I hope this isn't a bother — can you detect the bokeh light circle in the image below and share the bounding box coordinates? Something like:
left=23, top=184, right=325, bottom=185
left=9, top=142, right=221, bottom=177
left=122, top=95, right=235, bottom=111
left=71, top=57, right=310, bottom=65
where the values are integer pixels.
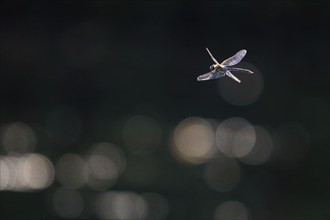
left=218, top=63, right=264, bottom=106
left=1, top=122, right=37, bottom=154
left=215, top=117, right=256, bottom=158
left=55, top=154, right=87, bottom=189
left=86, top=142, right=126, bottom=190
left=53, top=187, right=84, bottom=219
left=142, top=192, right=169, bottom=220
left=239, top=126, right=273, bottom=165
left=0, top=156, right=17, bottom=190
left=95, top=191, right=148, bottom=220
left=17, top=153, right=55, bottom=190
left=0, top=158, right=11, bottom=190
left=172, top=117, right=215, bottom=165
left=214, top=201, right=249, bottom=220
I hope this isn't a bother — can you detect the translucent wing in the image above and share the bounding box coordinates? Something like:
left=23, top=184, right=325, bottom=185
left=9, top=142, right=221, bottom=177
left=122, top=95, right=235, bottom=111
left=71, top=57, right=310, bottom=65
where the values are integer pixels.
left=225, top=71, right=241, bottom=83
left=197, top=71, right=216, bottom=81
left=206, top=48, right=220, bottom=65
left=226, top=67, right=254, bottom=74
left=220, top=49, right=247, bottom=67
left=197, top=71, right=225, bottom=81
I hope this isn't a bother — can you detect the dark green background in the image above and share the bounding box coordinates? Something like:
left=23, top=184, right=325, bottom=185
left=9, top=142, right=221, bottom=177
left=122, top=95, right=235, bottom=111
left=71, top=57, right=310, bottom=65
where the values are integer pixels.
left=1, top=1, right=329, bottom=219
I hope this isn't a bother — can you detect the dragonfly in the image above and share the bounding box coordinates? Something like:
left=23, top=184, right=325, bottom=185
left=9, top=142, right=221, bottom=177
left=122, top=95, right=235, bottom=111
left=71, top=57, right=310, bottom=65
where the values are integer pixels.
left=197, top=48, right=254, bottom=83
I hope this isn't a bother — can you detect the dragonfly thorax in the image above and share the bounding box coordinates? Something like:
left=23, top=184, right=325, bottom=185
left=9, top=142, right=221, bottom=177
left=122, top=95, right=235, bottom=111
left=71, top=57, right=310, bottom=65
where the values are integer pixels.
left=210, top=64, right=222, bottom=72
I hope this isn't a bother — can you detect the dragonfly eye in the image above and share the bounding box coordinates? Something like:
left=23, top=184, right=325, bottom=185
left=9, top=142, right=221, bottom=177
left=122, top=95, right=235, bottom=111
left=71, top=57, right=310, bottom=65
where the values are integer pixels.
left=209, top=65, right=215, bottom=71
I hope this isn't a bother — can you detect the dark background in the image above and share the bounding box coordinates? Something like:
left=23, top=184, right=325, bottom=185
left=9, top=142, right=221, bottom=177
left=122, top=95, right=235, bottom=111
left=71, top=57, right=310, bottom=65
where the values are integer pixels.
left=1, top=1, right=329, bottom=220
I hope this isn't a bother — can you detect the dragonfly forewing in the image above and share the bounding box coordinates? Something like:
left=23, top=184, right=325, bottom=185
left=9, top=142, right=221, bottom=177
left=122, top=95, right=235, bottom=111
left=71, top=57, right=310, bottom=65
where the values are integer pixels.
left=220, top=49, right=247, bottom=67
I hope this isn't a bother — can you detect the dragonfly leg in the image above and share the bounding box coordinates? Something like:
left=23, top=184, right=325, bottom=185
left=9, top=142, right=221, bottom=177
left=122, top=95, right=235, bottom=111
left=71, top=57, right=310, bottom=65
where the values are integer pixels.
left=225, top=71, right=241, bottom=83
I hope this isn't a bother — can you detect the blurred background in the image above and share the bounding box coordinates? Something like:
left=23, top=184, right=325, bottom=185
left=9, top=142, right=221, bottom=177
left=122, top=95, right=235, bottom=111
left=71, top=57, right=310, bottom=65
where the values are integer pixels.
left=0, top=1, right=329, bottom=220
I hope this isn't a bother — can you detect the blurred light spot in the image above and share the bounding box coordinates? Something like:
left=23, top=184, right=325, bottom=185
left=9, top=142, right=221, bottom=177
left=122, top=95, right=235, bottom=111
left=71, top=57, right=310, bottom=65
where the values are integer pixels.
left=46, top=105, right=82, bottom=146
left=218, top=64, right=263, bottom=106
left=56, top=154, right=87, bottom=189
left=88, top=142, right=126, bottom=174
left=89, top=155, right=117, bottom=180
left=95, top=191, right=148, bottom=220
left=204, top=157, right=241, bottom=192
left=273, top=121, right=310, bottom=162
left=17, top=153, right=55, bottom=190
left=239, top=126, right=273, bottom=165
left=214, top=201, right=249, bottom=220
left=0, top=156, right=18, bottom=190
left=143, top=192, right=169, bottom=220
left=1, top=122, right=36, bottom=154
left=0, top=158, right=10, bottom=190
left=215, top=117, right=256, bottom=158
left=172, top=117, right=215, bottom=165
left=122, top=155, right=159, bottom=187
left=86, top=143, right=126, bottom=190
left=53, top=187, right=84, bottom=219
left=1, top=154, right=55, bottom=191
left=122, top=116, right=162, bottom=154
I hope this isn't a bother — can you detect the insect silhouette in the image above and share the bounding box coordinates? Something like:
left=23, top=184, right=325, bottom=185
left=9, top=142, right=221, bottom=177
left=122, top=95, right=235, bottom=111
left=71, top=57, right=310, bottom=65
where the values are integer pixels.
left=197, top=48, right=254, bottom=83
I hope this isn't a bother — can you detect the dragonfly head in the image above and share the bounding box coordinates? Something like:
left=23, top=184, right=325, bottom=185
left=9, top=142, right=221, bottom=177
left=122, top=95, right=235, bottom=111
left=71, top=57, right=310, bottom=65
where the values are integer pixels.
left=210, top=64, right=221, bottom=71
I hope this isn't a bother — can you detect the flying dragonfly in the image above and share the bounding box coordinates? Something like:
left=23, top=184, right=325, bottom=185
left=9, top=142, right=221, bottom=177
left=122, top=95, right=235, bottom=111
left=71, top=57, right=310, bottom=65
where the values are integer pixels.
left=197, top=48, right=254, bottom=83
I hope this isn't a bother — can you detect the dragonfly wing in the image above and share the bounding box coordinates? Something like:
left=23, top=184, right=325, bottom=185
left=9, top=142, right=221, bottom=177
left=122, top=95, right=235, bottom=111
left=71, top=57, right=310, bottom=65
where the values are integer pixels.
left=197, top=71, right=224, bottom=81
left=206, top=48, right=220, bottom=65
left=225, top=71, right=241, bottom=83
left=220, top=49, right=247, bottom=67
left=227, top=67, right=254, bottom=74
